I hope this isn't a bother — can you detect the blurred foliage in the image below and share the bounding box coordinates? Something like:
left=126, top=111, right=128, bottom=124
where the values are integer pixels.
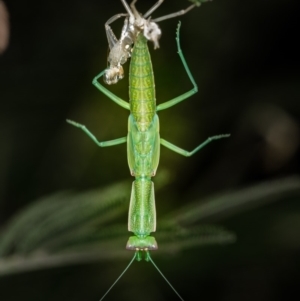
left=0, top=169, right=235, bottom=275
left=0, top=0, right=299, bottom=300
left=0, top=174, right=300, bottom=301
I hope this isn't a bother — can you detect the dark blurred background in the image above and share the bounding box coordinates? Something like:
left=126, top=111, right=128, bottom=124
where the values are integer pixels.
left=0, top=0, right=300, bottom=300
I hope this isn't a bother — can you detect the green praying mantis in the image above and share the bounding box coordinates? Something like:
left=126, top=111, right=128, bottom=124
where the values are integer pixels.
left=67, top=0, right=229, bottom=300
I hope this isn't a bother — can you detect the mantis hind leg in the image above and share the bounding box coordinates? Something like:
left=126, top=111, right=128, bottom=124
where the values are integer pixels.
left=156, top=22, right=197, bottom=112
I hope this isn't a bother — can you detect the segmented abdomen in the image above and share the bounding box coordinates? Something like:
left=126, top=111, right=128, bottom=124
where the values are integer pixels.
left=129, top=33, right=156, bottom=132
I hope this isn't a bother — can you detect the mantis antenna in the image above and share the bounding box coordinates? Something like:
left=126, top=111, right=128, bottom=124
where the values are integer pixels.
left=99, top=252, right=137, bottom=301
left=147, top=251, right=185, bottom=301
left=99, top=251, right=185, bottom=301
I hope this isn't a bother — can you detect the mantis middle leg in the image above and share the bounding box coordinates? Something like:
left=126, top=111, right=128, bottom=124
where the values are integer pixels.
left=160, top=134, right=230, bottom=157
left=67, top=120, right=127, bottom=147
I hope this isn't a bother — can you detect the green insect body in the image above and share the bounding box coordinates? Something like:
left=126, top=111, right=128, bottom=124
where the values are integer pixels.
left=67, top=22, right=229, bottom=300
left=67, top=22, right=229, bottom=259
left=127, top=33, right=160, bottom=252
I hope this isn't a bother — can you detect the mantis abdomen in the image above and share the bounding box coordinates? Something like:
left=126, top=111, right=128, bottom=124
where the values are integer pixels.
left=129, top=34, right=156, bottom=132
